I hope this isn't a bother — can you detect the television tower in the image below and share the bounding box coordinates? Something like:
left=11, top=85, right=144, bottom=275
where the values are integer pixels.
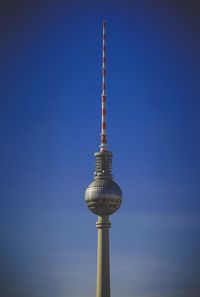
left=85, top=21, right=122, bottom=297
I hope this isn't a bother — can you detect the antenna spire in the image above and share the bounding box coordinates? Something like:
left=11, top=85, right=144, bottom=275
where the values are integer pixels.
left=100, top=20, right=108, bottom=152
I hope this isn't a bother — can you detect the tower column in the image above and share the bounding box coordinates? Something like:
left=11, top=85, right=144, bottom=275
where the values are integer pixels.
left=96, top=216, right=111, bottom=297
left=85, top=21, right=122, bottom=297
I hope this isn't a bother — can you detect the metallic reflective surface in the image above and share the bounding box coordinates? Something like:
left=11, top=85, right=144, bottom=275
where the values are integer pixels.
left=85, top=178, right=122, bottom=216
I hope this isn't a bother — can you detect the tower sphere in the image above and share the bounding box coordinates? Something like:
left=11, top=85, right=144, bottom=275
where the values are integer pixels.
left=85, top=178, right=122, bottom=216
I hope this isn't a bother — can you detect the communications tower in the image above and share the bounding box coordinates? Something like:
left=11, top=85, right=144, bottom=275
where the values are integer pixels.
left=85, top=21, right=122, bottom=297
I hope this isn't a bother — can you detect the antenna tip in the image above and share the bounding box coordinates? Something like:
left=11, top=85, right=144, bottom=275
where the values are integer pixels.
left=103, top=20, right=106, bottom=27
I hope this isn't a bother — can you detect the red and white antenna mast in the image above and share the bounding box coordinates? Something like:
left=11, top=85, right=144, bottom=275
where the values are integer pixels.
left=100, top=20, right=108, bottom=152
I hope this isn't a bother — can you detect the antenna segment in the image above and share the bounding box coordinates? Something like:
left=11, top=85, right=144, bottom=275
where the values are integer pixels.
left=100, top=20, right=108, bottom=152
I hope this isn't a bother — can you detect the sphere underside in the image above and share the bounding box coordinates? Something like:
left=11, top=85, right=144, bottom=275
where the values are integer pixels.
left=85, top=178, right=122, bottom=216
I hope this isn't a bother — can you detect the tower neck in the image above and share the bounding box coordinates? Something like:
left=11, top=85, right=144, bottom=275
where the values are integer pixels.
left=100, top=20, right=108, bottom=152
left=94, top=151, right=113, bottom=179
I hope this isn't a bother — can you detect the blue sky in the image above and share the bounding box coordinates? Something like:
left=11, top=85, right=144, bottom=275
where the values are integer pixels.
left=0, top=210, right=199, bottom=297
left=1, top=0, right=200, bottom=296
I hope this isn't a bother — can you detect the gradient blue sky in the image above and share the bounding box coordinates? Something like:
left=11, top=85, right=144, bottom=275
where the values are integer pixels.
left=1, top=0, right=200, bottom=296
